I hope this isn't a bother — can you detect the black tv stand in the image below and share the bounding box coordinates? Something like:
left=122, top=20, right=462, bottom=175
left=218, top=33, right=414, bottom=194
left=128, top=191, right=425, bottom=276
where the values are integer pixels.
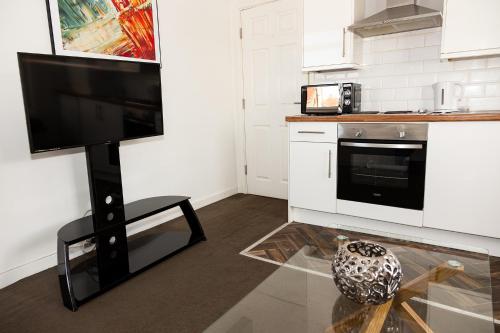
left=57, top=143, right=206, bottom=311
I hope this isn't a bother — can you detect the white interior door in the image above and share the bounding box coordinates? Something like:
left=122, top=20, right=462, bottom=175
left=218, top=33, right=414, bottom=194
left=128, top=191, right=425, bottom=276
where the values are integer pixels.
left=242, top=0, right=303, bottom=200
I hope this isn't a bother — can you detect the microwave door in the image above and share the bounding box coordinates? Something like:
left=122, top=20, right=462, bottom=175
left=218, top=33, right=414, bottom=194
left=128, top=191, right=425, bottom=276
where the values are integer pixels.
left=303, top=85, right=341, bottom=114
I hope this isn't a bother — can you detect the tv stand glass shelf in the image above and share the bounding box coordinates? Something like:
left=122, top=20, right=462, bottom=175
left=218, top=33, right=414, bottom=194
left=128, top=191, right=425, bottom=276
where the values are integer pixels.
left=57, top=196, right=206, bottom=311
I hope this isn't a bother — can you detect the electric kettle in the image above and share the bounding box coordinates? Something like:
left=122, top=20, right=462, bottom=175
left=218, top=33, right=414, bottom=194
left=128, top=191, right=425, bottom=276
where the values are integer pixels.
left=432, top=82, right=464, bottom=112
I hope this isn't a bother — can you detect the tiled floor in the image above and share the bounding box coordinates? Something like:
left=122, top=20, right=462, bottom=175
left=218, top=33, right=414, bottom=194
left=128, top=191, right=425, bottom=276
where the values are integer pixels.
left=244, top=222, right=500, bottom=330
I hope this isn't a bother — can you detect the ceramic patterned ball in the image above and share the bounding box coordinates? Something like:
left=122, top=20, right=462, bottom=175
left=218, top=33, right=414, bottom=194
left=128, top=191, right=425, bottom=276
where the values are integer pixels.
left=332, top=240, right=403, bottom=305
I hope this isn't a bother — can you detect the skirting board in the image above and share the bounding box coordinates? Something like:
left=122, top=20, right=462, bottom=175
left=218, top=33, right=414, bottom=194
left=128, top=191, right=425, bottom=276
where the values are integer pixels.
left=0, top=187, right=238, bottom=289
left=290, top=207, right=500, bottom=257
left=337, top=199, right=423, bottom=227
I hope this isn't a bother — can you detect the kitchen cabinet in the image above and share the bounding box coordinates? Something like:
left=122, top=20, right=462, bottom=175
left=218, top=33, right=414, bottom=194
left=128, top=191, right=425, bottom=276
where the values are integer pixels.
left=423, top=122, right=500, bottom=238
left=303, top=0, right=364, bottom=72
left=441, top=0, right=500, bottom=59
left=289, top=122, right=338, bottom=143
left=289, top=140, right=337, bottom=213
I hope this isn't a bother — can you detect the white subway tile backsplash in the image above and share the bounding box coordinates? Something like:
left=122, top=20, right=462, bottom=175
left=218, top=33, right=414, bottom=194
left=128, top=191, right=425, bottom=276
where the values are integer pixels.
left=485, top=84, right=500, bottom=97
left=381, top=76, right=408, bottom=89
left=437, top=71, right=468, bottom=83
left=422, top=86, right=434, bottom=99
left=381, top=100, right=408, bottom=111
left=372, top=38, right=398, bottom=52
left=361, top=101, right=381, bottom=112
left=324, top=73, right=346, bottom=80
left=367, top=89, right=396, bottom=102
left=362, top=39, right=373, bottom=55
left=407, top=100, right=425, bottom=111
left=424, top=31, right=442, bottom=46
left=397, top=34, right=425, bottom=49
left=339, top=78, right=357, bottom=84
left=408, top=73, right=438, bottom=87
left=358, top=78, right=382, bottom=89
left=364, top=64, right=397, bottom=77
left=423, top=59, right=454, bottom=73
left=395, top=87, right=422, bottom=100
left=381, top=50, right=410, bottom=64
left=393, top=62, right=424, bottom=75
left=362, top=52, right=382, bottom=65
left=409, top=46, right=441, bottom=61
left=487, top=57, right=500, bottom=68
left=470, top=69, right=500, bottom=83
left=312, top=28, right=500, bottom=112
left=346, top=72, right=360, bottom=79
left=408, top=99, right=434, bottom=111
left=463, top=84, right=484, bottom=97
left=453, top=59, right=487, bottom=71
left=468, top=97, right=500, bottom=111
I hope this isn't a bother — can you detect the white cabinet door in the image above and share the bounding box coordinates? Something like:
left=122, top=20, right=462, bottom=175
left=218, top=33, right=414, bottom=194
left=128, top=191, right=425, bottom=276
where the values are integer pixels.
left=423, top=122, right=500, bottom=238
left=303, top=0, right=362, bottom=71
left=441, top=0, right=500, bottom=59
left=289, top=141, right=337, bottom=213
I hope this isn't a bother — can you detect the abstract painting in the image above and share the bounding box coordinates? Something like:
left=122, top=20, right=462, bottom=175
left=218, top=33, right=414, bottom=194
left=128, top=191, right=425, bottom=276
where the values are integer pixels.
left=46, top=0, right=161, bottom=63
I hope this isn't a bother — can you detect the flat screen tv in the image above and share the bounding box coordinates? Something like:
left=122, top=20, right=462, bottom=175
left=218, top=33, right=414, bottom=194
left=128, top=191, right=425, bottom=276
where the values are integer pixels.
left=18, top=53, right=163, bottom=153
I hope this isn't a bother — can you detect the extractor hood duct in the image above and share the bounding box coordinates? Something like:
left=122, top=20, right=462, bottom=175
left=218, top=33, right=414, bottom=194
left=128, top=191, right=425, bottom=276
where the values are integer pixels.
left=348, top=0, right=442, bottom=38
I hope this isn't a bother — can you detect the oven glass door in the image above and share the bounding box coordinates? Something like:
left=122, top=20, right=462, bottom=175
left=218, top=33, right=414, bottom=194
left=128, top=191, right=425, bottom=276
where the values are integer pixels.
left=337, top=139, right=427, bottom=210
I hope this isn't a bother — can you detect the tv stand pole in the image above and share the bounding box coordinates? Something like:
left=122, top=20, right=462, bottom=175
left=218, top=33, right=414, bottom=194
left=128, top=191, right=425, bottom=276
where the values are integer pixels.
left=57, top=143, right=206, bottom=311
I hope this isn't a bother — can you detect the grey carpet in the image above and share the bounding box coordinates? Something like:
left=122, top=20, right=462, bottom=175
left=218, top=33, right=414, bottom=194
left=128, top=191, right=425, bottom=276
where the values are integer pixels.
left=0, top=194, right=286, bottom=333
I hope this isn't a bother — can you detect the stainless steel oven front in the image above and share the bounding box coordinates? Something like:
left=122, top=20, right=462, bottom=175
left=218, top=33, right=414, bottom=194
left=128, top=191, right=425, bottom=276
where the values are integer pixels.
left=337, top=123, right=428, bottom=210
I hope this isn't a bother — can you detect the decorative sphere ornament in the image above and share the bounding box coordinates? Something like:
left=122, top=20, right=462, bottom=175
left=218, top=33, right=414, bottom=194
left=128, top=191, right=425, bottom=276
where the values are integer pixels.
left=332, top=240, right=403, bottom=305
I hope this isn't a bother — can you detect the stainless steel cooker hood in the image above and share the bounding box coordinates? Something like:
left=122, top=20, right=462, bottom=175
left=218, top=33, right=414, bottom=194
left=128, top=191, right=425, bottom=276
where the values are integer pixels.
left=348, top=0, right=442, bottom=38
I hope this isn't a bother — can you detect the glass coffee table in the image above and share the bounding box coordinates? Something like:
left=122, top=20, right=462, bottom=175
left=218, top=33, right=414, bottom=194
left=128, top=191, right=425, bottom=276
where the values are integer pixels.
left=204, top=225, right=495, bottom=333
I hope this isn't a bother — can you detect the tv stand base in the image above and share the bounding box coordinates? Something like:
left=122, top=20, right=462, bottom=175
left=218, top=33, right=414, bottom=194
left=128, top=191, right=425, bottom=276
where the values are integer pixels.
left=57, top=143, right=206, bottom=311
left=57, top=196, right=206, bottom=311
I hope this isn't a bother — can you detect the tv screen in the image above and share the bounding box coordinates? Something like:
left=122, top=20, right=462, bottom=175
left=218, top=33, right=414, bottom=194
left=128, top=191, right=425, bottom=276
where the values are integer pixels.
left=18, top=53, right=163, bottom=153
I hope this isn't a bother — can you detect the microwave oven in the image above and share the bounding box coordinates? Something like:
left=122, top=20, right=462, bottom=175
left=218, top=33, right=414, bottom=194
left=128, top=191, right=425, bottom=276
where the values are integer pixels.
left=301, top=83, right=361, bottom=115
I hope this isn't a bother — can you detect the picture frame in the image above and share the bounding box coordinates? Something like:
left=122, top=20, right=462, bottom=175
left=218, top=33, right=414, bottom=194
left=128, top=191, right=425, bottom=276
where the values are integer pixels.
left=45, top=0, right=161, bottom=63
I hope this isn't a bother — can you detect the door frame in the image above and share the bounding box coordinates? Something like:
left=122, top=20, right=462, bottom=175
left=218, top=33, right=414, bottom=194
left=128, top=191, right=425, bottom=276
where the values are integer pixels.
left=230, top=0, right=302, bottom=194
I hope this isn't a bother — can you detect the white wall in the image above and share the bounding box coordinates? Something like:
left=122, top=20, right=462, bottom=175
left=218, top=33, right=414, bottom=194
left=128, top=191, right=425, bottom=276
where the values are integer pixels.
left=312, top=28, right=500, bottom=112
left=0, top=0, right=238, bottom=287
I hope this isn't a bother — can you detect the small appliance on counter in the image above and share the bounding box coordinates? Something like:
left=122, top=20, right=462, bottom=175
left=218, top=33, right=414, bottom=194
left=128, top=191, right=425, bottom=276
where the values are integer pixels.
left=301, top=83, right=361, bottom=115
left=432, top=81, right=465, bottom=112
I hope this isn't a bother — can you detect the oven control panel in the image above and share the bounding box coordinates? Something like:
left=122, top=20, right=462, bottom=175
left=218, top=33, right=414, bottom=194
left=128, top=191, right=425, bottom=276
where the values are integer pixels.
left=338, top=123, right=428, bottom=141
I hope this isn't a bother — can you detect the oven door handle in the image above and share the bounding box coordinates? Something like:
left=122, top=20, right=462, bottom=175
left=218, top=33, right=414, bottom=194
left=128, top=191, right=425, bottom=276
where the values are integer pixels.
left=340, top=142, right=424, bottom=150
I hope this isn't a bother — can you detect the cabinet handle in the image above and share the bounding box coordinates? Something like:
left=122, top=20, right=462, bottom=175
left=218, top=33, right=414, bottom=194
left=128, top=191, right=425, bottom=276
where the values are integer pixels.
left=342, top=28, right=346, bottom=58
left=328, top=149, right=332, bottom=179
left=298, top=131, right=325, bottom=134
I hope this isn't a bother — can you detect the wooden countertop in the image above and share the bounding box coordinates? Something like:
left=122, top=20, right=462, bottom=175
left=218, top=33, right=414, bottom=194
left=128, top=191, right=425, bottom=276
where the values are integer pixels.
left=286, top=112, right=500, bottom=123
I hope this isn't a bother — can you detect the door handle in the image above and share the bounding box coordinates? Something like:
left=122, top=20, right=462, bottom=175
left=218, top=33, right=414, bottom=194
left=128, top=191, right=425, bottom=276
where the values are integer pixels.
left=294, top=102, right=301, bottom=105
left=328, top=149, right=332, bottom=179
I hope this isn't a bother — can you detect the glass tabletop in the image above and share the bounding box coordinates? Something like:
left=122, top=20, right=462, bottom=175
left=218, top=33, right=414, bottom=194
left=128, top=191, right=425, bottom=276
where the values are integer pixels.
left=204, top=224, right=494, bottom=333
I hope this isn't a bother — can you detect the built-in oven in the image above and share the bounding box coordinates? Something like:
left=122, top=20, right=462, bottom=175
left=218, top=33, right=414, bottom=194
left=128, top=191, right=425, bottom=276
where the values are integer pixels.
left=337, top=124, right=428, bottom=210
